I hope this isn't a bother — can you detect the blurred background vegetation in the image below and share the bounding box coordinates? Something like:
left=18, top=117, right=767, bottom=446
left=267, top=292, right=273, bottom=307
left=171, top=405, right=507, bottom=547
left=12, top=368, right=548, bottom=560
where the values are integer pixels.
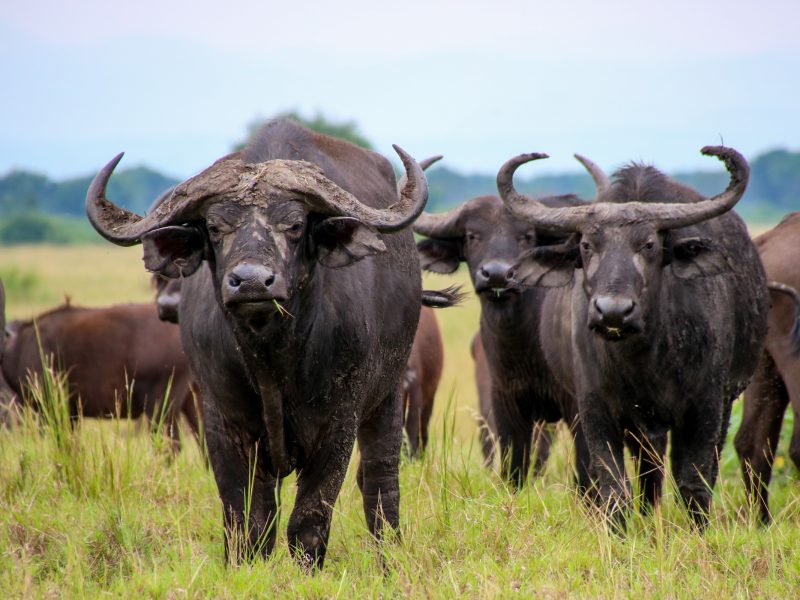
left=1, top=111, right=798, bottom=245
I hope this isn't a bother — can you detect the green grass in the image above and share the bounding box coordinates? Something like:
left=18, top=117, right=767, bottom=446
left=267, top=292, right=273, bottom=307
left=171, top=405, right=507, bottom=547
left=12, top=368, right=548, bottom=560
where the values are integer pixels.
left=1, top=245, right=799, bottom=597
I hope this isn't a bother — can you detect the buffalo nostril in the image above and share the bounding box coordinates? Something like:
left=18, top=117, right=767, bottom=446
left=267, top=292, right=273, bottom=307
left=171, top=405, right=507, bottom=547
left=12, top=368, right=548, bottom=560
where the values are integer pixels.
left=228, top=274, right=242, bottom=288
left=264, top=273, right=275, bottom=287
left=594, top=296, right=635, bottom=320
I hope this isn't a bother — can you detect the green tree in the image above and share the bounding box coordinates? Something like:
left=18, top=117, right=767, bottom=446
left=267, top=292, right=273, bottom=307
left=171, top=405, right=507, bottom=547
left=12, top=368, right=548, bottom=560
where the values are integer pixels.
left=233, top=111, right=373, bottom=151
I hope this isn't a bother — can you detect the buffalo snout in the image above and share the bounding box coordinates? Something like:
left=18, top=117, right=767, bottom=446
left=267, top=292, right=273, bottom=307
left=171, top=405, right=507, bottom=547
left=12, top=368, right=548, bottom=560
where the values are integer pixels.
left=224, top=262, right=288, bottom=307
left=589, top=295, right=641, bottom=339
left=475, top=260, right=516, bottom=300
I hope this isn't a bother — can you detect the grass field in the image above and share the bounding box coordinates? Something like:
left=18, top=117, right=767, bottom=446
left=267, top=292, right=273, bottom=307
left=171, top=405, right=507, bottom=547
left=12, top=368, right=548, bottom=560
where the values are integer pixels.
left=1, top=243, right=799, bottom=597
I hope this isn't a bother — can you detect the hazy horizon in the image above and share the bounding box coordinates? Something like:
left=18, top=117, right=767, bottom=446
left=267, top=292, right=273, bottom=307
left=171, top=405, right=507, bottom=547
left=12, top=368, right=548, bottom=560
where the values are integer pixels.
left=3, top=0, right=798, bottom=180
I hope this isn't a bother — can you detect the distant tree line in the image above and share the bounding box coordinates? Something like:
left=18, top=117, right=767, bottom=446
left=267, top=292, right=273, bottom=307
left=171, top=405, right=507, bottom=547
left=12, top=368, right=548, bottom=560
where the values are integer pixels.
left=1, top=111, right=798, bottom=244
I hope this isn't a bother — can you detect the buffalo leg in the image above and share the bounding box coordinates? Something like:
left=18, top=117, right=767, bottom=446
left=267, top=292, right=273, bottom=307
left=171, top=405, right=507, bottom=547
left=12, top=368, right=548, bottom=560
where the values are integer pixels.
left=626, top=429, right=667, bottom=513
left=571, top=420, right=595, bottom=498
left=357, top=390, right=403, bottom=541
left=581, top=399, right=630, bottom=530
left=671, top=398, right=730, bottom=530
left=287, top=421, right=357, bottom=569
left=403, top=379, right=424, bottom=457
left=530, top=421, right=552, bottom=477
left=493, top=392, right=533, bottom=488
left=204, top=399, right=280, bottom=563
left=734, top=351, right=787, bottom=524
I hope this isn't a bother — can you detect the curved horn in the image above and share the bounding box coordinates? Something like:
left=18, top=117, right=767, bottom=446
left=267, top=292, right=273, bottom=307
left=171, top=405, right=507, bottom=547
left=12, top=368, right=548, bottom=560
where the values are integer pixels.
left=295, top=146, right=429, bottom=232
left=397, top=154, right=443, bottom=194
left=496, top=153, right=588, bottom=234
left=86, top=154, right=199, bottom=246
left=574, top=153, right=609, bottom=195
left=498, top=146, right=749, bottom=234
left=412, top=203, right=468, bottom=238
left=646, top=146, right=749, bottom=229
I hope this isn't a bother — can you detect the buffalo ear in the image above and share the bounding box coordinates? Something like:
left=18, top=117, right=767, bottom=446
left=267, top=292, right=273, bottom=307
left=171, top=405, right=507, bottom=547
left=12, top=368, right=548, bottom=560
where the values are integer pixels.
left=669, top=236, right=729, bottom=279
left=313, top=217, right=386, bottom=268
left=141, top=225, right=206, bottom=278
left=511, top=241, right=579, bottom=288
left=417, top=238, right=462, bottom=274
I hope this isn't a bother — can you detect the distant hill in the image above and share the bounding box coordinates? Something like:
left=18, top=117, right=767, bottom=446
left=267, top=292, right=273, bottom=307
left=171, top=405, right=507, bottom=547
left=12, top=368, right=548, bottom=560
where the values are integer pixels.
left=0, top=148, right=797, bottom=244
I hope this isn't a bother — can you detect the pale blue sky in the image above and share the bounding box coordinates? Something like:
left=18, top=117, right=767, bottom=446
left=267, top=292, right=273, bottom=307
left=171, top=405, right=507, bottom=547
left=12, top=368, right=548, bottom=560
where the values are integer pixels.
left=2, top=0, right=798, bottom=180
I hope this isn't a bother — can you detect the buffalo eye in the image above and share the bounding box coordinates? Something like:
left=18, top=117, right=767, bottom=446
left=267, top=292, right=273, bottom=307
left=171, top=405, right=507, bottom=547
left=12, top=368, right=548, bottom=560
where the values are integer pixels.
left=466, top=231, right=479, bottom=243
left=580, top=241, right=592, bottom=252
left=286, top=221, right=304, bottom=239
left=641, top=240, right=655, bottom=252
left=206, top=223, right=221, bottom=239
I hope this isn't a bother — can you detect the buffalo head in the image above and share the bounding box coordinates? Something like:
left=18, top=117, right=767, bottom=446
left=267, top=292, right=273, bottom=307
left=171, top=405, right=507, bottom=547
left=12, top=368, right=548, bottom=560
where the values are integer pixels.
left=414, top=155, right=607, bottom=304
left=86, top=148, right=428, bottom=329
left=496, top=147, right=748, bottom=340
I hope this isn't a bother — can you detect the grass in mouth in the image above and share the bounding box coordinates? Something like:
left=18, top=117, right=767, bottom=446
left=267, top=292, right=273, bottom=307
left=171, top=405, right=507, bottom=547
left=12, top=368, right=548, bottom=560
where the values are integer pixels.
left=272, top=299, right=294, bottom=319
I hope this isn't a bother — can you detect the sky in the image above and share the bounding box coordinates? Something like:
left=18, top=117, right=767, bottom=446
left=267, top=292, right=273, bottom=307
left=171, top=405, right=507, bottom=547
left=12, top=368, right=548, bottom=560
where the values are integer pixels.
left=2, top=0, right=799, bottom=181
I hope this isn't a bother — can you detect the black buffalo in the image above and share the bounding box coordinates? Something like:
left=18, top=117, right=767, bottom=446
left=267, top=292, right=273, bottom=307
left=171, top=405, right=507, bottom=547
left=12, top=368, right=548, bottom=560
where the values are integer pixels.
left=414, top=155, right=605, bottom=488
left=86, top=119, right=431, bottom=568
left=496, top=146, right=768, bottom=529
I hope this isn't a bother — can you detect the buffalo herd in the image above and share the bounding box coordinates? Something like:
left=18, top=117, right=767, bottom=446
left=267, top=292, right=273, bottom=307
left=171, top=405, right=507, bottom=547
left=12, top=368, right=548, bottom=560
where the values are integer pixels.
left=2, top=118, right=799, bottom=568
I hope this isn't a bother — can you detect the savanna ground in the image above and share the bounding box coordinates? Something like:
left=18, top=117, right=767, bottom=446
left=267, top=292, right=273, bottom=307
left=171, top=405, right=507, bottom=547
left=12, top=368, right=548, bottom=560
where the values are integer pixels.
left=1, top=242, right=799, bottom=598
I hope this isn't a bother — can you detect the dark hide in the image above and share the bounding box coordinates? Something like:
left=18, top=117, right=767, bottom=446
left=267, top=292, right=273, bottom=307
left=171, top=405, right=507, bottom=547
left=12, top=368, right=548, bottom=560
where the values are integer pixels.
left=93, top=119, right=423, bottom=568
left=0, top=302, right=198, bottom=447
left=735, top=213, right=800, bottom=523
left=514, top=164, right=768, bottom=530
left=401, top=307, right=444, bottom=457
left=470, top=330, right=552, bottom=469
left=0, top=280, right=19, bottom=426
left=417, top=195, right=588, bottom=489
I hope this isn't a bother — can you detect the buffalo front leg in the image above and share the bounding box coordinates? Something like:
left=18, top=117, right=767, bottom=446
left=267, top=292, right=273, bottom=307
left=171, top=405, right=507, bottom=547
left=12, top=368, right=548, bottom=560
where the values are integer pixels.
left=402, top=378, right=424, bottom=458
left=357, top=390, right=403, bottom=541
left=626, top=429, right=667, bottom=513
left=734, top=351, right=787, bottom=524
left=287, top=422, right=357, bottom=570
left=204, top=400, right=280, bottom=563
left=571, top=420, right=595, bottom=500
left=581, top=399, right=630, bottom=531
left=493, top=392, right=534, bottom=489
left=671, top=399, right=730, bottom=531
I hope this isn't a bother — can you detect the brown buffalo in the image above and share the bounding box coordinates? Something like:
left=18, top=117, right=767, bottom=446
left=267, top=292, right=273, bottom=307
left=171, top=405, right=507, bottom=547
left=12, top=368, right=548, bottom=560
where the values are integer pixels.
left=735, top=212, right=800, bottom=522
left=0, top=280, right=18, bottom=425
left=401, top=306, right=444, bottom=456
left=1, top=301, right=198, bottom=448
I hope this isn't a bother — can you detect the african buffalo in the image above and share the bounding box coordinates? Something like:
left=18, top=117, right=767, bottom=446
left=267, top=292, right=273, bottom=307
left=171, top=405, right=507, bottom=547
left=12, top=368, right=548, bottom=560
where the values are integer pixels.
left=414, top=155, right=604, bottom=488
left=0, top=301, right=198, bottom=446
left=0, top=281, right=18, bottom=425
left=496, top=146, right=768, bottom=529
left=86, top=118, right=432, bottom=568
left=734, top=211, right=800, bottom=522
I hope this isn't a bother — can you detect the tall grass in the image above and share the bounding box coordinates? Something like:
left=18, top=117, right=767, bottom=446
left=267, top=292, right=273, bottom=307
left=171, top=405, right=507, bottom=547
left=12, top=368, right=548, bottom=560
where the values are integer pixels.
left=1, top=246, right=799, bottom=596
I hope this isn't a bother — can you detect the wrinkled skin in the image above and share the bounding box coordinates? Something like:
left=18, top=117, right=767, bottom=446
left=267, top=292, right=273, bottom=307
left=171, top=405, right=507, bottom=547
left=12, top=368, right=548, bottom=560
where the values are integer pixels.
left=0, top=302, right=198, bottom=447
left=416, top=195, right=581, bottom=488
left=87, top=119, right=424, bottom=568
left=401, top=306, right=444, bottom=457
left=735, top=213, right=800, bottom=523
left=507, top=162, right=768, bottom=530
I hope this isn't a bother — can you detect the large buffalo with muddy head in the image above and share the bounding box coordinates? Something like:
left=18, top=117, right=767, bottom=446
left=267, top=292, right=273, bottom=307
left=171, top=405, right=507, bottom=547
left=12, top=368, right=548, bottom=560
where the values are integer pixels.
left=413, top=156, right=605, bottom=488
left=496, top=146, right=768, bottom=530
left=86, top=119, right=431, bottom=568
